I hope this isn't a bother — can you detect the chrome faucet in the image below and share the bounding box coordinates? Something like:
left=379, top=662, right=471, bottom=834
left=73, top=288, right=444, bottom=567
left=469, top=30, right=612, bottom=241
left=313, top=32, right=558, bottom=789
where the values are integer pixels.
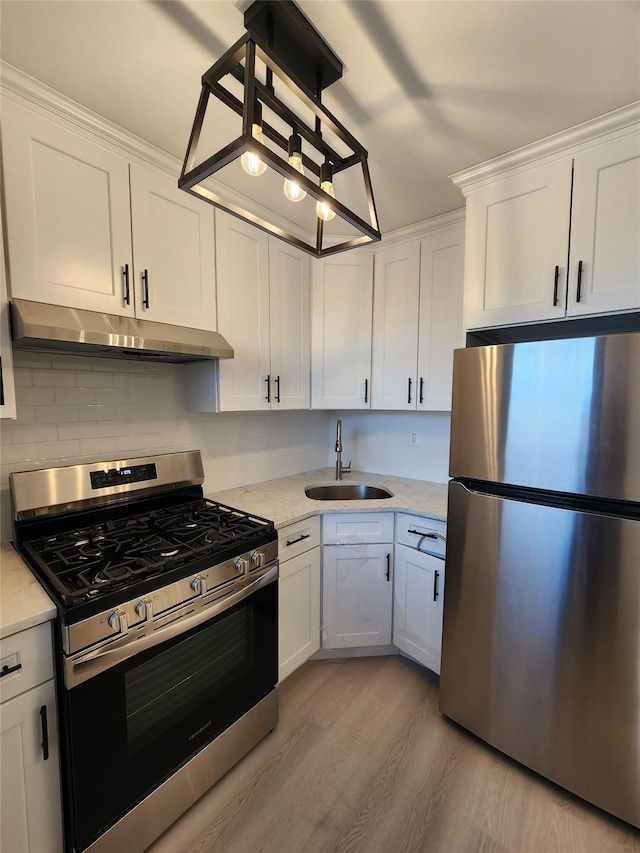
left=335, top=419, right=351, bottom=481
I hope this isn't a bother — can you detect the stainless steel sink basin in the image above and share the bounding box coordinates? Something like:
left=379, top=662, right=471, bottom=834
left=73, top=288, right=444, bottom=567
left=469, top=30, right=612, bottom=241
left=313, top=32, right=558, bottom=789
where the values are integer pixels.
left=304, top=484, right=394, bottom=501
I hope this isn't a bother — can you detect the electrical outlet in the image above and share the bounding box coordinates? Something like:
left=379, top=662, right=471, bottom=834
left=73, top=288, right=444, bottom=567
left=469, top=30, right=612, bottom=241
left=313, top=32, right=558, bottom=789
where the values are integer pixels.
left=409, top=431, right=418, bottom=446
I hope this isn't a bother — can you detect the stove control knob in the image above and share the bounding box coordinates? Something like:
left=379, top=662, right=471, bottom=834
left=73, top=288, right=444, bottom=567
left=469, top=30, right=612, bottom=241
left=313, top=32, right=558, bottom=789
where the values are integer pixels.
left=108, top=609, right=128, bottom=634
left=250, top=551, right=265, bottom=568
left=234, top=558, right=248, bottom=574
left=135, top=598, right=153, bottom=621
left=191, top=576, right=206, bottom=595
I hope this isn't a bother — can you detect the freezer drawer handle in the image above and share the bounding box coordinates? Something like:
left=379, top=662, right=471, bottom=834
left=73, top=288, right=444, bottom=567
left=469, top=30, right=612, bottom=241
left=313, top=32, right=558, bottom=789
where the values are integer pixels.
left=433, top=570, right=440, bottom=602
left=285, top=533, right=310, bottom=547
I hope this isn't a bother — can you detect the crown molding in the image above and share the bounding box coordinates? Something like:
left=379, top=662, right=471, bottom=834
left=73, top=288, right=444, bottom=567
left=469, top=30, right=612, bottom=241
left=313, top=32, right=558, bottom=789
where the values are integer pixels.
left=379, top=208, right=465, bottom=248
left=450, top=101, right=640, bottom=195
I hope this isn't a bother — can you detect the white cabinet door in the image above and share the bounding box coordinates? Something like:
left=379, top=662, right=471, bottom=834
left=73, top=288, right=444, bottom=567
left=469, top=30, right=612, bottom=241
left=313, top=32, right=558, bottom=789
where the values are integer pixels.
left=568, top=134, right=640, bottom=317
left=371, top=242, right=420, bottom=410
left=279, top=547, right=321, bottom=681
left=464, top=159, right=572, bottom=329
left=393, top=543, right=444, bottom=674
left=417, top=225, right=465, bottom=411
left=322, top=544, right=393, bottom=648
left=269, top=239, right=310, bottom=410
left=129, top=164, right=217, bottom=331
left=0, top=680, right=63, bottom=853
left=1, top=208, right=16, bottom=419
left=2, top=99, right=134, bottom=315
left=311, top=252, right=373, bottom=409
left=216, top=211, right=271, bottom=411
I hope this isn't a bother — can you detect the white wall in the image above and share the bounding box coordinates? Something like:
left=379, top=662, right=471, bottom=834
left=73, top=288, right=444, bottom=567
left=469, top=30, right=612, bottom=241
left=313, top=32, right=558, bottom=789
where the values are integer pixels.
left=0, top=351, right=332, bottom=542
left=331, top=411, right=451, bottom=484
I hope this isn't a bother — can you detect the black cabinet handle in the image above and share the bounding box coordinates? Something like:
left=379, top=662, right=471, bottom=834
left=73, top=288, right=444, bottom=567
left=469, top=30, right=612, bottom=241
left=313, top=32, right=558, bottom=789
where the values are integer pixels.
left=576, top=260, right=583, bottom=303
left=553, top=265, right=560, bottom=307
left=286, top=533, right=310, bottom=547
left=40, top=705, right=50, bottom=761
left=419, top=377, right=424, bottom=405
left=265, top=375, right=271, bottom=403
left=122, top=264, right=130, bottom=306
left=0, top=662, right=22, bottom=678
left=275, top=375, right=281, bottom=403
left=385, top=553, right=391, bottom=582
left=142, top=269, right=150, bottom=309
left=407, top=377, right=412, bottom=404
left=433, top=570, right=440, bottom=602
left=364, top=378, right=368, bottom=404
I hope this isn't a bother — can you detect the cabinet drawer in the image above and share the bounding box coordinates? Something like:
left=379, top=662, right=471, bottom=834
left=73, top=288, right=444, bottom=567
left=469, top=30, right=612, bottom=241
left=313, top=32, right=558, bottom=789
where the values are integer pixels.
left=322, top=512, right=394, bottom=544
left=395, top=513, right=447, bottom=559
left=278, top=516, right=321, bottom=562
left=0, top=622, right=54, bottom=704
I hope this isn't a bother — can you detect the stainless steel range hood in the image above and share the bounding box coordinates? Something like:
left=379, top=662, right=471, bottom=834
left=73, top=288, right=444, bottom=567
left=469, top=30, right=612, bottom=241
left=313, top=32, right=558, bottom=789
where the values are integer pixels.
left=9, top=300, right=233, bottom=363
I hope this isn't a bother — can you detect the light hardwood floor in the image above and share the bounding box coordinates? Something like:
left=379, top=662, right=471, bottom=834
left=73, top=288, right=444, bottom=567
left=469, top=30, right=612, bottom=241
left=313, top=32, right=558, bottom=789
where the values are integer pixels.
left=148, top=655, right=640, bottom=853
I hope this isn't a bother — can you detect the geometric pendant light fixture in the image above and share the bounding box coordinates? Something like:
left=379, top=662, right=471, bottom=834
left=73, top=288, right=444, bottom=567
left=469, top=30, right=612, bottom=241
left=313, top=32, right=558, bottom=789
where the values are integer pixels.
left=179, top=0, right=381, bottom=257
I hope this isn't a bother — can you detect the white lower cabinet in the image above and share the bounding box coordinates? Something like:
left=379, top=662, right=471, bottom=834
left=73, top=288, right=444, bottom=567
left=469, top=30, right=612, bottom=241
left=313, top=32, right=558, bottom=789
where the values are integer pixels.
left=0, top=623, right=62, bottom=853
left=322, top=544, right=393, bottom=649
left=278, top=517, right=321, bottom=681
left=393, top=543, right=445, bottom=674
left=393, top=513, right=447, bottom=674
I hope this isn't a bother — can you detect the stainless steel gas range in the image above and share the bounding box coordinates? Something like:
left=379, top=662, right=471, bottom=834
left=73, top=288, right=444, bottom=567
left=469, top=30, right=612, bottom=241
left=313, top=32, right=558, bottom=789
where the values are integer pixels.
left=10, top=450, right=279, bottom=853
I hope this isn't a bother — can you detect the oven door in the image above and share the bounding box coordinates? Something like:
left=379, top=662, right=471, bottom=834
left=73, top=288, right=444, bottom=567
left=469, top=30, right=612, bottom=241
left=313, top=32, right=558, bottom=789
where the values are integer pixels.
left=60, top=569, right=278, bottom=852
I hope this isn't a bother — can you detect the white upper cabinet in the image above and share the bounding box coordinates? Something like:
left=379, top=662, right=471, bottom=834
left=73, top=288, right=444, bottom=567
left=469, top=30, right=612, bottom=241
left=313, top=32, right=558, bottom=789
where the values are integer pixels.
left=371, top=242, right=420, bottom=410
left=567, top=135, right=640, bottom=316
left=268, top=239, right=311, bottom=410
left=457, top=113, right=640, bottom=331
left=1, top=208, right=16, bottom=420
left=190, top=211, right=310, bottom=412
left=371, top=222, right=464, bottom=412
left=215, top=212, right=272, bottom=411
left=129, top=164, right=216, bottom=330
left=311, top=251, right=373, bottom=409
left=418, top=226, right=465, bottom=410
left=463, top=159, right=572, bottom=329
left=1, top=99, right=217, bottom=331
left=2, top=99, right=134, bottom=316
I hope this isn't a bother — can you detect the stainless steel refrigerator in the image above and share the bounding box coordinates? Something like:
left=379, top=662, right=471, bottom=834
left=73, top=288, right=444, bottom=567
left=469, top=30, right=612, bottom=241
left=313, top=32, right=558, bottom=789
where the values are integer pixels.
left=440, top=332, right=640, bottom=828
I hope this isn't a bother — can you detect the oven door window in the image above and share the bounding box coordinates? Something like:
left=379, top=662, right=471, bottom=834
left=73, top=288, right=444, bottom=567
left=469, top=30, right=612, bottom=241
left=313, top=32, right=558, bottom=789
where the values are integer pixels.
left=63, top=581, right=277, bottom=852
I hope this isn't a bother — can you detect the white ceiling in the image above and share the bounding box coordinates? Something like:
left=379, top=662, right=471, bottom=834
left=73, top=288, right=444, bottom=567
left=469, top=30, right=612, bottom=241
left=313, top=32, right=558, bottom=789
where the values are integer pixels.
left=1, top=0, right=639, bottom=234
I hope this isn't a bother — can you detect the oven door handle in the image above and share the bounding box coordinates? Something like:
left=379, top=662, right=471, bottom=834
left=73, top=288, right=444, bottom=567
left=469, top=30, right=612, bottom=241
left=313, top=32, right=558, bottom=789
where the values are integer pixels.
left=65, top=565, right=278, bottom=689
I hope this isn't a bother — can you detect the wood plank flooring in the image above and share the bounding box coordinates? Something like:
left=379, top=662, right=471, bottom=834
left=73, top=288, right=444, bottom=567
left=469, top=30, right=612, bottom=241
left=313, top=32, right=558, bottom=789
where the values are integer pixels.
left=148, top=656, right=640, bottom=853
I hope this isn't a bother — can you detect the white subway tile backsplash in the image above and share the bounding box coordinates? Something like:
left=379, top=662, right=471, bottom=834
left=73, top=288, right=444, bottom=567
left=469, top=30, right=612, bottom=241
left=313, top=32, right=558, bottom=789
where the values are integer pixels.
left=54, top=387, right=96, bottom=405
left=33, top=369, right=75, bottom=387
left=78, top=405, right=117, bottom=422
left=36, top=405, right=79, bottom=424
left=17, top=386, right=55, bottom=406
left=13, top=368, right=33, bottom=387
left=37, top=439, right=81, bottom=460
left=4, top=424, right=58, bottom=445
left=57, top=423, right=99, bottom=441
left=1, top=443, right=38, bottom=464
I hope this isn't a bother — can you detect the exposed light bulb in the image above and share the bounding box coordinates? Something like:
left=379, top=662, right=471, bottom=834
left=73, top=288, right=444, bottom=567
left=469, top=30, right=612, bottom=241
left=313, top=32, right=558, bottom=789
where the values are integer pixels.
left=284, top=154, right=306, bottom=202
left=240, top=122, right=267, bottom=176
left=316, top=162, right=336, bottom=221
left=284, top=132, right=306, bottom=202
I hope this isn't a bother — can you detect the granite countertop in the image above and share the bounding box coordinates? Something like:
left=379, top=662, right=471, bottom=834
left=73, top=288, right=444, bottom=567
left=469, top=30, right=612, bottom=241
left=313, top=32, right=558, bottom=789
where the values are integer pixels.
left=206, top=468, right=449, bottom=528
left=0, top=542, right=57, bottom=640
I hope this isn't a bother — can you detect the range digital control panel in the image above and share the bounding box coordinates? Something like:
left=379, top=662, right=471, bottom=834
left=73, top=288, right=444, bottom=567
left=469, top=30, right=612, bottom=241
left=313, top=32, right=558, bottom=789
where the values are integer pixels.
left=90, top=463, right=158, bottom=490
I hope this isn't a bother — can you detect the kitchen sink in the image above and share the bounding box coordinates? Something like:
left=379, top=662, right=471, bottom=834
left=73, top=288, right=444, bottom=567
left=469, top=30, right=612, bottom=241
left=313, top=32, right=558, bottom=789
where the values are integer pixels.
left=304, top=484, right=394, bottom=501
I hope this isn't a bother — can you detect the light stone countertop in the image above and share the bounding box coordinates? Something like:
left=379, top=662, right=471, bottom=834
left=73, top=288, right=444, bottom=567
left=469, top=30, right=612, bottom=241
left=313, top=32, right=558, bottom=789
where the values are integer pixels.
left=1, top=542, right=57, bottom=640
left=205, top=468, right=449, bottom=528
left=0, top=468, right=448, bottom=639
